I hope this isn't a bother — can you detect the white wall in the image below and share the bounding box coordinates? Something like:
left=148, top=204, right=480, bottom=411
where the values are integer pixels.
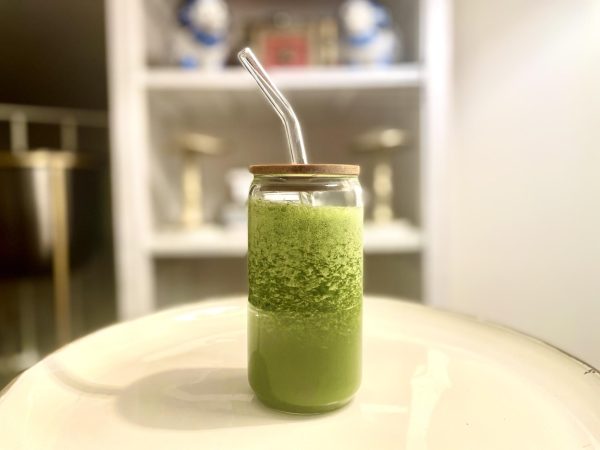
left=446, top=1, right=600, bottom=367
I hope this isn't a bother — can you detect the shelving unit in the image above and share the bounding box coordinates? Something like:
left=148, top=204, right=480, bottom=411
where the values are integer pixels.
left=106, top=0, right=452, bottom=319
left=149, top=221, right=422, bottom=258
left=144, top=65, right=422, bottom=91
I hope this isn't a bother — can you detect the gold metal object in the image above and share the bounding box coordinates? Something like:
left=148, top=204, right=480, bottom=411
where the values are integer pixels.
left=181, top=151, right=203, bottom=228
left=175, top=133, right=224, bottom=229
left=353, top=128, right=408, bottom=223
left=373, top=162, right=393, bottom=222
left=0, top=150, right=100, bottom=169
left=50, top=164, right=71, bottom=345
left=354, top=128, right=407, bottom=152
left=0, top=103, right=106, bottom=363
left=0, top=151, right=101, bottom=346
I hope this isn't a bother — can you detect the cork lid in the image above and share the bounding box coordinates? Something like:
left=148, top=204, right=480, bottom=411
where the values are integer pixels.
left=249, top=164, right=360, bottom=176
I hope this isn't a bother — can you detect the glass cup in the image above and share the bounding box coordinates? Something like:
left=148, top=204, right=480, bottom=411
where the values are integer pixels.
left=247, top=164, right=363, bottom=413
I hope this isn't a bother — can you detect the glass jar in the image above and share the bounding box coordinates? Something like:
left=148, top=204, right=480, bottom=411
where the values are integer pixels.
left=247, top=164, right=363, bottom=414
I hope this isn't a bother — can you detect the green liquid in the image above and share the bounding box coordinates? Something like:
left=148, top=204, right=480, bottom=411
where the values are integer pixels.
left=248, top=199, right=363, bottom=413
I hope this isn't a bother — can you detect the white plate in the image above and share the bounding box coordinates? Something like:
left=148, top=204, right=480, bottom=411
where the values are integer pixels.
left=1, top=297, right=599, bottom=449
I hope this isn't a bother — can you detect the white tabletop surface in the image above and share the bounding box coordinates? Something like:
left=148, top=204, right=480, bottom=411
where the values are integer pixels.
left=1, top=296, right=599, bottom=449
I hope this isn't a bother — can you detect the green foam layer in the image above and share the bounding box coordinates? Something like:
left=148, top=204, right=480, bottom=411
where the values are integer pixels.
left=248, top=199, right=363, bottom=313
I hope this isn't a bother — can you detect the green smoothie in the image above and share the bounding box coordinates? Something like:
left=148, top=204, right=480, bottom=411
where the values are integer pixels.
left=248, top=198, right=363, bottom=413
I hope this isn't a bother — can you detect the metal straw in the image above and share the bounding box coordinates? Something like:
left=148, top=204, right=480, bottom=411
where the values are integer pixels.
left=237, top=48, right=308, bottom=165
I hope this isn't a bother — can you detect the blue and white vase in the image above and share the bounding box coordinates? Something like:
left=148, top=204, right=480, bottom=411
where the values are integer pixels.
left=340, top=0, right=401, bottom=66
left=174, top=0, right=230, bottom=70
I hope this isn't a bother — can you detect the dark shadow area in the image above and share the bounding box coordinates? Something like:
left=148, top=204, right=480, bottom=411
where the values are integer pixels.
left=0, top=0, right=107, bottom=109
left=116, top=367, right=319, bottom=430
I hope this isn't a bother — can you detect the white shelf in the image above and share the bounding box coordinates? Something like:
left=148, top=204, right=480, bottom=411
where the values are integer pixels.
left=363, top=221, right=423, bottom=254
left=148, top=221, right=422, bottom=258
left=144, top=65, right=422, bottom=91
left=149, top=226, right=247, bottom=257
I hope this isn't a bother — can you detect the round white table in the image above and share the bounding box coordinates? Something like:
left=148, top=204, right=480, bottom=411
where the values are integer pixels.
left=1, top=297, right=599, bottom=449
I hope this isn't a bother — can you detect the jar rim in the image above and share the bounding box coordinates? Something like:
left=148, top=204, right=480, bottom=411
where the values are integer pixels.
left=249, top=164, right=360, bottom=176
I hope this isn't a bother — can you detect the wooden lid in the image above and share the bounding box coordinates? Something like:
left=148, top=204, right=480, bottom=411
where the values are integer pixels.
left=249, top=164, right=360, bottom=176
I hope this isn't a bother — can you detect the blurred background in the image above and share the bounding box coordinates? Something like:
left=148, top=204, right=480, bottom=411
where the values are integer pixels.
left=0, top=0, right=598, bottom=386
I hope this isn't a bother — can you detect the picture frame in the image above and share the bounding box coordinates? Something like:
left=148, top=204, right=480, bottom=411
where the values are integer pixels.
left=250, top=17, right=339, bottom=67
